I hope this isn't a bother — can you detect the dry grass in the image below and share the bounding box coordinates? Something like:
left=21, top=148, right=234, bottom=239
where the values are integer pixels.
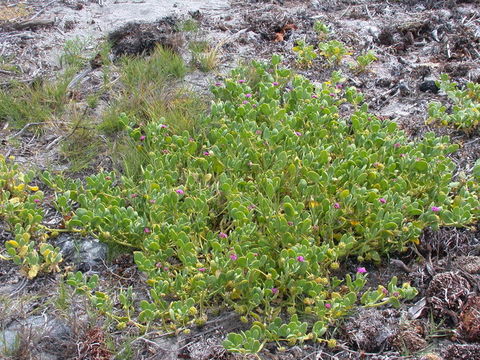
left=0, top=4, right=31, bottom=21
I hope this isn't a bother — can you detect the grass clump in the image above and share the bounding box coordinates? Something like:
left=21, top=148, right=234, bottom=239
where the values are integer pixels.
left=101, top=45, right=192, bottom=136
left=100, top=45, right=204, bottom=171
left=0, top=77, right=70, bottom=129
left=32, top=56, right=479, bottom=353
left=121, top=45, right=187, bottom=89
left=0, top=37, right=101, bottom=131
left=189, top=40, right=221, bottom=72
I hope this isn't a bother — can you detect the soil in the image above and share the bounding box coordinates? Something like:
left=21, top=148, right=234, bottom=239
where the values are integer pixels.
left=1, top=0, right=480, bottom=359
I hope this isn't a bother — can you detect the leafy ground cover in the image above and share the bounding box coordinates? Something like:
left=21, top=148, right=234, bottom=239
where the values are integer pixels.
left=427, top=74, right=480, bottom=131
left=2, top=54, right=480, bottom=355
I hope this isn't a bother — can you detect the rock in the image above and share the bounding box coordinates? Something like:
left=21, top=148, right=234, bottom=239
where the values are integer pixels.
left=376, top=78, right=392, bottom=88
left=344, top=309, right=398, bottom=352
left=419, top=80, right=439, bottom=94
left=0, top=316, right=71, bottom=357
left=55, top=233, right=108, bottom=271
left=365, top=25, right=381, bottom=39
left=377, top=28, right=395, bottom=46
left=398, top=82, right=411, bottom=96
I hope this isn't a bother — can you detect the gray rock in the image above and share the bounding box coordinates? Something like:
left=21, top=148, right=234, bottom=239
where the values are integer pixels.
left=0, top=316, right=71, bottom=357
left=55, top=233, right=108, bottom=271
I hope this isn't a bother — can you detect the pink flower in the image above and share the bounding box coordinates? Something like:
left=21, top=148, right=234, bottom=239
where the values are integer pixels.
left=245, top=93, right=252, bottom=98
left=242, top=100, right=249, bottom=105
left=198, top=268, right=206, bottom=272
left=334, top=202, right=340, bottom=209
left=219, top=232, right=228, bottom=239
left=294, top=131, right=302, bottom=136
left=431, top=206, right=441, bottom=212
left=149, top=199, right=156, bottom=204
left=255, top=130, right=262, bottom=135
left=357, top=267, right=367, bottom=274
left=271, top=287, right=279, bottom=294
left=160, top=124, right=168, bottom=128
left=230, top=253, right=238, bottom=261
left=394, top=143, right=401, bottom=148
left=131, top=193, right=138, bottom=198
left=288, top=221, right=294, bottom=226
left=248, top=204, right=256, bottom=210
left=140, top=135, right=146, bottom=141
left=203, top=151, right=210, bottom=156
left=329, top=93, right=335, bottom=97
left=176, top=189, right=184, bottom=195
left=34, top=199, right=41, bottom=204
left=144, top=227, right=151, bottom=234
left=399, top=153, right=406, bottom=157
left=162, top=149, right=169, bottom=154
left=379, top=198, right=387, bottom=204
left=238, top=79, right=246, bottom=83
left=325, top=303, right=332, bottom=309
left=272, top=82, right=279, bottom=86
left=297, top=256, right=305, bottom=262
left=215, top=82, right=222, bottom=86
left=311, top=94, right=318, bottom=99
